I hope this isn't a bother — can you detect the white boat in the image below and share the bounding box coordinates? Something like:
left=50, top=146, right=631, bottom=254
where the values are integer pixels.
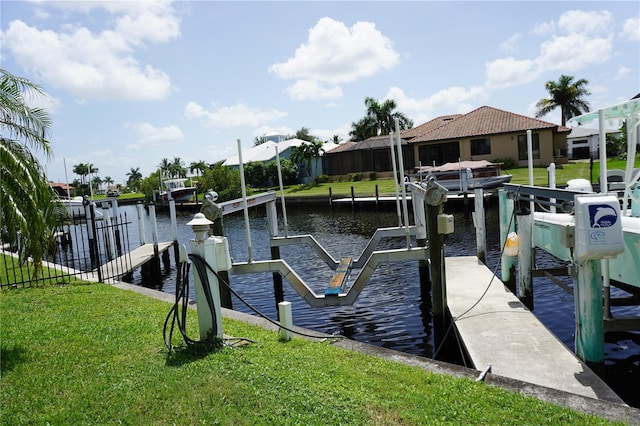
left=413, top=160, right=512, bottom=192
left=55, top=196, right=103, bottom=220
left=160, top=178, right=196, bottom=202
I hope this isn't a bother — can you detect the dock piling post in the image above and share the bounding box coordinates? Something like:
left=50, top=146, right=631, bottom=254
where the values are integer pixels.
left=266, top=200, right=284, bottom=310
left=473, top=188, right=486, bottom=264
left=516, top=203, right=534, bottom=309
left=148, top=202, right=161, bottom=285
left=498, top=190, right=516, bottom=293
left=574, top=259, right=604, bottom=373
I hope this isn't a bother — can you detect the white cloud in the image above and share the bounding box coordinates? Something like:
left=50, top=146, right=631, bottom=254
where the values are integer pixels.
left=184, top=101, right=287, bottom=128
left=286, top=80, right=343, bottom=101
left=485, top=57, right=538, bottom=89
left=500, top=33, right=521, bottom=53
left=485, top=9, right=614, bottom=90
left=125, top=122, right=185, bottom=150
left=269, top=17, right=399, bottom=100
left=621, top=16, right=640, bottom=42
left=616, top=66, right=631, bottom=80
left=557, top=10, right=613, bottom=35
left=537, top=34, right=612, bottom=71
left=0, top=2, right=179, bottom=101
left=385, top=86, right=486, bottom=124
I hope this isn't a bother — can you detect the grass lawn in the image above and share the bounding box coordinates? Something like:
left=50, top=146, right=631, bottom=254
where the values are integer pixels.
left=0, top=283, right=623, bottom=425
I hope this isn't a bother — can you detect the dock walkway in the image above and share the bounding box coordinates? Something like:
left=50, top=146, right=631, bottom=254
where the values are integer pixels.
left=99, top=242, right=174, bottom=281
left=445, top=256, right=623, bottom=403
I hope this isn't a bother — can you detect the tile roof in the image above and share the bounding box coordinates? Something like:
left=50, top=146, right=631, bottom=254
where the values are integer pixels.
left=400, top=114, right=462, bottom=140
left=409, top=106, right=570, bottom=143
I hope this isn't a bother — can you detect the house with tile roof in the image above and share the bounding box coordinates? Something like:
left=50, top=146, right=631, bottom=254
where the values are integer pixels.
left=324, top=106, right=570, bottom=177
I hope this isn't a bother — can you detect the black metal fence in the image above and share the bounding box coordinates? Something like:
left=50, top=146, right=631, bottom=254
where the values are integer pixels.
left=1, top=203, right=134, bottom=288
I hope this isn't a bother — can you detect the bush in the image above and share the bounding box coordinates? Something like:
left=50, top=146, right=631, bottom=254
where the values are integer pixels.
left=349, top=172, right=363, bottom=182
left=493, top=157, right=517, bottom=169
left=314, top=174, right=329, bottom=184
left=369, top=172, right=378, bottom=181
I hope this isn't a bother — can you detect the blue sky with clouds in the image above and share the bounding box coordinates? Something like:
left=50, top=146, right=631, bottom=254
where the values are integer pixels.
left=2, top=1, right=638, bottom=185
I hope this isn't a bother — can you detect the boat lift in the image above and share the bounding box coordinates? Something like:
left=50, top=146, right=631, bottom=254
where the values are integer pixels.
left=214, top=136, right=450, bottom=308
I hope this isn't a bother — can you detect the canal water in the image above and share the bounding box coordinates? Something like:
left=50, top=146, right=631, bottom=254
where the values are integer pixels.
left=114, top=200, right=639, bottom=407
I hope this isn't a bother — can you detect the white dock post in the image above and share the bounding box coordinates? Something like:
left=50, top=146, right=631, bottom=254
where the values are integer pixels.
left=473, top=187, right=486, bottom=264
left=278, top=301, right=293, bottom=341
left=498, top=190, right=516, bottom=293
left=516, top=206, right=533, bottom=309
left=101, top=202, right=116, bottom=261
left=136, top=202, right=146, bottom=245
left=187, top=214, right=224, bottom=341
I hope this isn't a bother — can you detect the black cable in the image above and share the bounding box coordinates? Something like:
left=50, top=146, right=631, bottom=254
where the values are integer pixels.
left=163, top=254, right=220, bottom=351
left=433, top=187, right=522, bottom=360
left=187, top=253, right=341, bottom=341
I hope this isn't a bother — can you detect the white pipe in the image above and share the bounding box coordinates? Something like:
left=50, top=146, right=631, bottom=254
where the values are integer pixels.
left=389, top=132, right=402, bottom=227
left=237, top=139, right=253, bottom=262
left=598, top=109, right=607, bottom=194
left=526, top=129, right=534, bottom=247
left=395, top=118, right=411, bottom=248
left=169, top=199, right=178, bottom=242
left=275, top=146, right=289, bottom=237
left=547, top=162, right=556, bottom=213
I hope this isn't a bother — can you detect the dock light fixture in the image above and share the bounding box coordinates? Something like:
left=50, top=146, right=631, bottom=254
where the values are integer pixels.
left=187, top=212, right=213, bottom=241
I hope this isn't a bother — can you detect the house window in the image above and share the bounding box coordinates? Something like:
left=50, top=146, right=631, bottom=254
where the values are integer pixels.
left=572, top=139, right=588, bottom=145
left=518, top=133, right=540, bottom=160
left=470, top=138, right=491, bottom=155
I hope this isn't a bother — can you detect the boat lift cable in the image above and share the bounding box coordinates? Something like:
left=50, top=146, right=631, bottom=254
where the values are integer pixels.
left=433, top=187, right=522, bottom=361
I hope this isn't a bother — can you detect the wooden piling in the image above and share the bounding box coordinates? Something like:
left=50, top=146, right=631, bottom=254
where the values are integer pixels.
left=498, top=190, right=516, bottom=293
left=574, top=259, right=605, bottom=373
left=473, top=188, right=486, bottom=264
left=516, top=204, right=533, bottom=310
left=266, top=201, right=284, bottom=311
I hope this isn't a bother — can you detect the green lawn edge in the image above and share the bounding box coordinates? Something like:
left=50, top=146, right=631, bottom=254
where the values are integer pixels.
left=1, top=283, right=622, bottom=425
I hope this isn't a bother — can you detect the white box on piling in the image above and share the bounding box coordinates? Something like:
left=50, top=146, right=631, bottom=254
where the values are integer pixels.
left=574, top=194, right=624, bottom=261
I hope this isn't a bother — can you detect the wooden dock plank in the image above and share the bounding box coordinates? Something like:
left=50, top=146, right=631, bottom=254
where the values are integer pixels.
left=99, top=242, right=174, bottom=279
left=445, top=256, right=623, bottom=402
left=326, top=257, right=352, bottom=295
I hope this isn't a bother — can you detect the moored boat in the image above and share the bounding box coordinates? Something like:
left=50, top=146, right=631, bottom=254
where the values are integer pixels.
left=412, top=160, right=512, bottom=192
left=160, top=178, right=196, bottom=202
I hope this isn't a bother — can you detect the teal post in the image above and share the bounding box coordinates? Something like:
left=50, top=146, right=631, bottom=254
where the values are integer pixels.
left=574, top=259, right=604, bottom=372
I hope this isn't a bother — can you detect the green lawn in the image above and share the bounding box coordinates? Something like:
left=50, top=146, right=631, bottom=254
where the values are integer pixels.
left=0, top=283, right=620, bottom=425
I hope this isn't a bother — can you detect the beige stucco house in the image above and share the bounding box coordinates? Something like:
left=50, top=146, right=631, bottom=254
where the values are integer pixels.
left=324, top=105, right=571, bottom=177
left=408, top=106, right=570, bottom=168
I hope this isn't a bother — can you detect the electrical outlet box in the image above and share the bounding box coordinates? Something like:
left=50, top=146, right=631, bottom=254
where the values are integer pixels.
left=574, top=194, right=624, bottom=260
left=437, top=214, right=454, bottom=235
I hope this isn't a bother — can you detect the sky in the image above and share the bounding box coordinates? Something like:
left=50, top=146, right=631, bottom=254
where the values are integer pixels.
left=1, top=1, right=639, bottom=186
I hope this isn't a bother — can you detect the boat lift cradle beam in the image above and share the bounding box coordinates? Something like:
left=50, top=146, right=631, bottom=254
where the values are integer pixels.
left=231, top=246, right=428, bottom=308
left=270, top=225, right=420, bottom=270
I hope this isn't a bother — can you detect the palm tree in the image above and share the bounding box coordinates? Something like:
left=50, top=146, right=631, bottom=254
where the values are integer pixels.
left=189, top=160, right=207, bottom=180
left=330, top=135, right=342, bottom=144
left=126, top=167, right=142, bottom=192
left=158, top=158, right=171, bottom=178
left=290, top=140, right=325, bottom=180
left=170, top=157, right=186, bottom=178
left=350, top=97, right=413, bottom=141
left=103, top=176, right=114, bottom=187
left=0, top=68, right=58, bottom=269
left=73, top=163, right=89, bottom=184
left=535, top=75, right=591, bottom=126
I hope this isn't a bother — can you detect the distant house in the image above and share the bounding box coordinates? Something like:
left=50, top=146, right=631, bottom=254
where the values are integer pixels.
left=566, top=127, right=600, bottom=160
left=323, top=135, right=413, bottom=178
left=324, top=106, right=570, bottom=176
left=408, top=106, right=570, bottom=168
left=223, top=137, right=339, bottom=182
left=49, top=182, right=74, bottom=198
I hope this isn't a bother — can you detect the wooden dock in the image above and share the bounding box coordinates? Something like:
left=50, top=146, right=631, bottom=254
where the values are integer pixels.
left=445, top=256, right=624, bottom=403
left=99, top=242, right=174, bottom=281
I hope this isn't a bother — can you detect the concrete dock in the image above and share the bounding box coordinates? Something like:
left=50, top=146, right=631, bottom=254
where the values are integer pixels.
left=445, top=255, right=624, bottom=403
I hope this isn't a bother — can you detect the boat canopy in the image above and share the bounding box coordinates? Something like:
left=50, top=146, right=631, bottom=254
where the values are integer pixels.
left=416, top=160, right=501, bottom=173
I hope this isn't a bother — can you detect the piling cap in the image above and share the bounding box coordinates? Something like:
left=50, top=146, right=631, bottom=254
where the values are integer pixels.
left=186, top=213, right=213, bottom=227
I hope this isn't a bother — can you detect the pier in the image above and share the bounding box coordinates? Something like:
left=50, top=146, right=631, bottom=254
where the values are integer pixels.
left=99, top=241, right=174, bottom=282
left=445, top=255, right=623, bottom=403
